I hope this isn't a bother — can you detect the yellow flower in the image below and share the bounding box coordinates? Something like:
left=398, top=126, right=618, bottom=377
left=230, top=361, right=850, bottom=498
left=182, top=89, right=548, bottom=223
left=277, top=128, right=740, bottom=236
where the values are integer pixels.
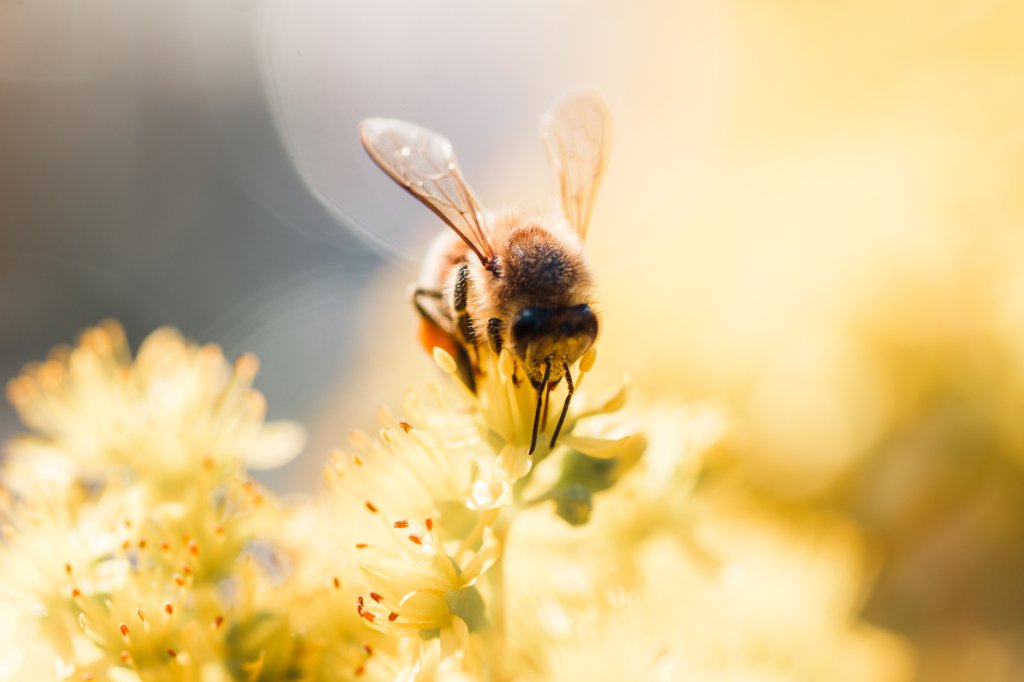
left=0, top=480, right=253, bottom=681
left=0, top=319, right=307, bottom=681
left=320, top=385, right=516, bottom=674
left=73, top=563, right=218, bottom=682
left=1, top=315, right=918, bottom=682
left=0, top=484, right=133, bottom=669
left=508, top=520, right=912, bottom=682
left=241, top=503, right=398, bottom=682
left=324, top=384, right=514, bottom=529
left=588, top=402, right=730, bottom=550
left=356, top=522, right=498, bottom=651
left=316, top=331, right=643, bottom=676
left=500, top=402, right=724, bottom=605
left=4, top=321, right=304, bottom=493
left=431, top=345, right=635, bottom=486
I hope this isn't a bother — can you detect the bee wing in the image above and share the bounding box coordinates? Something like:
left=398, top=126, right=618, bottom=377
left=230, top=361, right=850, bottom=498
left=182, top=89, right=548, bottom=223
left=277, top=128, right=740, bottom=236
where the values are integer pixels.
left=360, top=118, right=496, bottom=267
left=539, top=91, right=612, bottom=242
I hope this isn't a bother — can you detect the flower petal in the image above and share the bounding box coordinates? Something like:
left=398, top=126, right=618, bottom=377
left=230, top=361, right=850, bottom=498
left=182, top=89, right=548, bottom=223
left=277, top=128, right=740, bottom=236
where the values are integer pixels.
left=495, top=443, right=532, bottom=482
left=242, top=420, right=306, bottom=470
left=559, top=434, right=636, bottom=460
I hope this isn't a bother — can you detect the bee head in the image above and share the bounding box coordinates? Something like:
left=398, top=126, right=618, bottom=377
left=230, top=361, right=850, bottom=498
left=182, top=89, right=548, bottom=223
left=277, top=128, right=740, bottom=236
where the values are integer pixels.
left=511, top=304, right=598, bottom=385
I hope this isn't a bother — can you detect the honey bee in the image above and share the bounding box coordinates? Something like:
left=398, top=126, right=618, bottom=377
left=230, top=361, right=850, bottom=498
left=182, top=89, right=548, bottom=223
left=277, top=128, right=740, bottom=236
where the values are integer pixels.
left=359, top=91, right=610, bottom=454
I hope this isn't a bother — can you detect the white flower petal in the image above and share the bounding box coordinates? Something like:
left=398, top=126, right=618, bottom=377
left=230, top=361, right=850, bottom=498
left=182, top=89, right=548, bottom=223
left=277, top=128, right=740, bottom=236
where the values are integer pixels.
left=242, top=420, right=306, bottom=470
left=495, top=443, right=532, bottom=482
left=559, top=434, right=636, bottom=459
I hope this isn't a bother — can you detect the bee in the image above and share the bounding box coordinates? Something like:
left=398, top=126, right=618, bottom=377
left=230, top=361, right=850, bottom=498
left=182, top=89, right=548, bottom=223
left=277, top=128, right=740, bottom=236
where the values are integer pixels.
left=359, top=91, right=610, bottom=454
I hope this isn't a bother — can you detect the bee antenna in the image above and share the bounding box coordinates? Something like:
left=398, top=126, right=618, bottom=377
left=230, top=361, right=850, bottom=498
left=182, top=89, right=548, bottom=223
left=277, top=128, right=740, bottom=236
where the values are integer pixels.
left=549, top=363, right=573, bottom=449
left=529, top=361, right=553, bottom=455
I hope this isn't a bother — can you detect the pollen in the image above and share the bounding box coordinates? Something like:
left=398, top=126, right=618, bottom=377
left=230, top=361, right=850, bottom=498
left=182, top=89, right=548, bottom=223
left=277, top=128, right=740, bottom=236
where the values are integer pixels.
left=213, top=615, right=224, bottom=629
left=355, top=543, right=368, bottom=549
left=425, top=518, right=434, bottom=531
left=136, top=609, right=147, bottom=623
left=408, top=534, right=423, bottom=545
left=332, top=576, right=341, bottom=589
left=119, top=622, right=130, bottom=638
left=365, top=501, right=378, bottom=513
left=65, top=562, right=72, bottom=575
left=399, top=421, right=413, bottom=433
left=388, top=612, right=399, bottom=622
left=164, top=603, right=174, bottom=615
left=167, top=648, right=177, bottom=659
left=393, top=519, right=409, bottom=529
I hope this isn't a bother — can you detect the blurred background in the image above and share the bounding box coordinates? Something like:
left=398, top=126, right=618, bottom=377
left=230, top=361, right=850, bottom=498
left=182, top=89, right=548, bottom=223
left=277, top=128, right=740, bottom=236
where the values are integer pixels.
left=3, top=1, right=1024, bottom=679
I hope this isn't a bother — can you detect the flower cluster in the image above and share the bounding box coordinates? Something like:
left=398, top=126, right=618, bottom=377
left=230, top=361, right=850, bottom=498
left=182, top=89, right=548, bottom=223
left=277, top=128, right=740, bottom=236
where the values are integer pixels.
left=0, top=321, right=912, bottom=681
left=0, top=322, right=303, bottom=681
left=5, top=321, right=303, bottom=493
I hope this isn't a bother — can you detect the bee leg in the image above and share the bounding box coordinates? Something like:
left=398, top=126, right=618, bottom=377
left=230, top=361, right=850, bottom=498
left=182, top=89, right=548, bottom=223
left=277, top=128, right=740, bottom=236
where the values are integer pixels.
left=413, top=287, right=476, bottom=393
left=529, top=361, right=553, bottom=455
left=487, top=318, right=503, bottom=354
left=549, top=363, right=573, bottom=449
left=491, top=318, right=521, bottom=385
left=449, top=263, right=484, bottom=373
left=452, top=263, right=476, bottom=345
left=412, top=288, right=447, bottom=329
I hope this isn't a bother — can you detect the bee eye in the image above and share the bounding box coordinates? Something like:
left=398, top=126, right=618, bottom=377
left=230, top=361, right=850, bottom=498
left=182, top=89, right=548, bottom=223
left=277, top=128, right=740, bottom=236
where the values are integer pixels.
left=512, top=307, right=551, bottom=342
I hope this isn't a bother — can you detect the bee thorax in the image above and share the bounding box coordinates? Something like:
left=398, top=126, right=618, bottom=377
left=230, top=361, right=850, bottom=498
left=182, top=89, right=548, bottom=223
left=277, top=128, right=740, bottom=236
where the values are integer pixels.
left=500, top=226, right=589, bottom=307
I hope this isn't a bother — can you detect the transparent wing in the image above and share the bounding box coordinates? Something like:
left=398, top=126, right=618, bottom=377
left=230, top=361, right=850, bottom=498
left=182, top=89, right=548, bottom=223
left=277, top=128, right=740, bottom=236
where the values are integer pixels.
left=359, top=118, right=495, bottom=267
left=539, top=91, right=611, bottom=242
